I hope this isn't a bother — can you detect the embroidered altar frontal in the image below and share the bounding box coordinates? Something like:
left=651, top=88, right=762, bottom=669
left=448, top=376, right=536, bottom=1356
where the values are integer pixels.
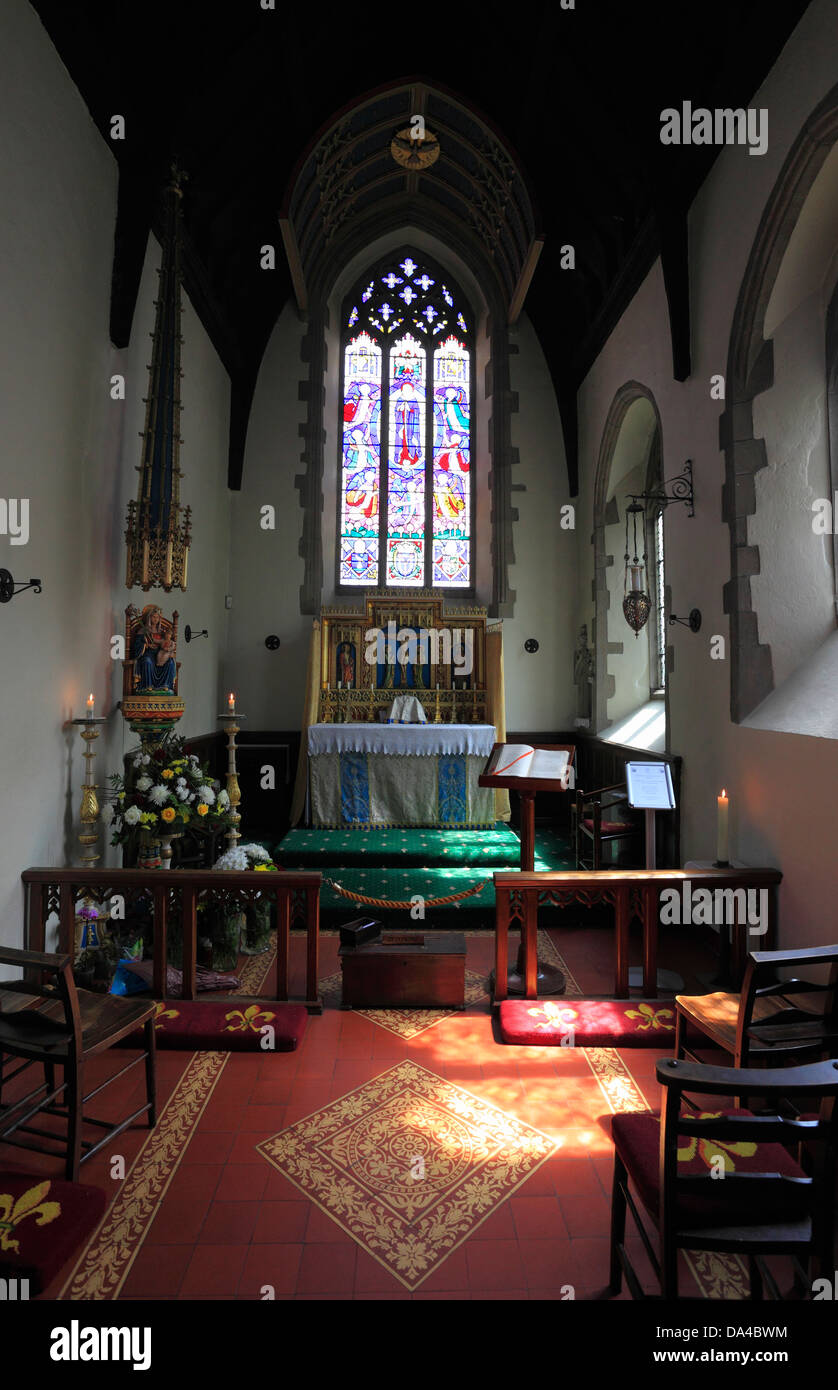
left=310, top=750, right=495, bottom=828
left=308, top=722, right=496, bottom=828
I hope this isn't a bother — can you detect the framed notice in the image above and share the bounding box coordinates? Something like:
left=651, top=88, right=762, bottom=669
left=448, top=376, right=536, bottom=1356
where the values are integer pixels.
left=625, top=761, right=675, bottom=810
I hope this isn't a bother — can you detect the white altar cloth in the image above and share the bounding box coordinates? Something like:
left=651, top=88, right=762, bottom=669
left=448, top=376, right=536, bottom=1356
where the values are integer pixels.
left=308, top=722, right=496, bottom=758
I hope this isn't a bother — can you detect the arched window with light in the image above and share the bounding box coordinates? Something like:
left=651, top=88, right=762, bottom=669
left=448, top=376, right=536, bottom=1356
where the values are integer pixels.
left=338, top=249, right=473, bottom=591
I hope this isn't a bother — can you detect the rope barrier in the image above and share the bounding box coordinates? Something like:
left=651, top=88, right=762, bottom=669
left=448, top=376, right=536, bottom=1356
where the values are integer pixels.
left=323, top=876, right=491, bottom=910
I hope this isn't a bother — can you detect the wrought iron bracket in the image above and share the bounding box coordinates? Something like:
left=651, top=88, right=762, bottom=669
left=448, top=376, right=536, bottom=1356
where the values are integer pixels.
left=629, top=459, right=694, bottom=517
left=0, top=569, right=42, bottom=604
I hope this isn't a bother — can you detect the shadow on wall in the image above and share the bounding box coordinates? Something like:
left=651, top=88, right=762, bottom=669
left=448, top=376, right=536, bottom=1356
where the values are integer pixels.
left=743, top=628, right=838, bottom=739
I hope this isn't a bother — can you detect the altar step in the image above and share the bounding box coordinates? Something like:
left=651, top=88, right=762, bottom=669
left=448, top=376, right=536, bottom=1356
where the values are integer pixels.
left=275, top=825, right=575, bottom=928
left=274, top=824, right=522, bottom=868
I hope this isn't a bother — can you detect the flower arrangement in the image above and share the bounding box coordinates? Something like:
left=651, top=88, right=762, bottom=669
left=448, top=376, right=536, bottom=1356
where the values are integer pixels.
left=107, top=736, right=233, bottom=849
left=211, top=842, right=277, bottom=961
left=213, top=842, right=276, bottom=872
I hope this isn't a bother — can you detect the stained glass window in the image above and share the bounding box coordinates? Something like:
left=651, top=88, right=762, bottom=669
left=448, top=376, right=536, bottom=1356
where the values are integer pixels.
left=339, top=252, right=473, bottom=589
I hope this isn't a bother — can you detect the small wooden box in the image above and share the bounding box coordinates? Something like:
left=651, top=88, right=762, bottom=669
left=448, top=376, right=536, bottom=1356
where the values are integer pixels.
left=339, top=932, right=466, bottom=1008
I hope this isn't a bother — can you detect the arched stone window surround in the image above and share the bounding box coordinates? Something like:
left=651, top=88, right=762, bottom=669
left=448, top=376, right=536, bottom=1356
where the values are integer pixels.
left=592, top=381, right=667, bottom=734
left=722, top=82, right=838, bottom=723
left=282, top=82, right=540, bottom=618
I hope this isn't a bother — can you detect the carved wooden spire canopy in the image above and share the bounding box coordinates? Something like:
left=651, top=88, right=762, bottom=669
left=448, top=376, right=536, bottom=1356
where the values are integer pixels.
left=125, top=167, right=192, bottom=591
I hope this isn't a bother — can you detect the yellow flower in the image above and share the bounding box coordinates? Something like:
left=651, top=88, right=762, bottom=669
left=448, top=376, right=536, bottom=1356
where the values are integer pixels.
left=161, top=768, right=174, bottom=780
left=197, top=803, right=209, bottom=816
left=161, top=806, right=176, bottom=823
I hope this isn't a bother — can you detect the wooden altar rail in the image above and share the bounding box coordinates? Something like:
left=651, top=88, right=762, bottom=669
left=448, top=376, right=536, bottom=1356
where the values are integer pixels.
left=493, top=867, right=783, bottom=1001
left=21, top=868, right=323, bottom=1012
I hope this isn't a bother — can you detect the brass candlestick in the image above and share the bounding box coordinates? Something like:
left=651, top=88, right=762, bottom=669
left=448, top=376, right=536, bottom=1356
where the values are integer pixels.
left=217, top=711, right=246, bottom=849
left=72, top=716, right=107, bottom=866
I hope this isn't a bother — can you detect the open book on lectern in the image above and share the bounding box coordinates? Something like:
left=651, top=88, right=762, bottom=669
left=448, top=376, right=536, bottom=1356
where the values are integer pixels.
left=488, top=743, right=573, bottom=788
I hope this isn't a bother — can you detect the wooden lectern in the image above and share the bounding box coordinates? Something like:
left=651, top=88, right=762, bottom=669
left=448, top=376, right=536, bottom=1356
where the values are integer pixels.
left=480, top=742, right=575, bottom=995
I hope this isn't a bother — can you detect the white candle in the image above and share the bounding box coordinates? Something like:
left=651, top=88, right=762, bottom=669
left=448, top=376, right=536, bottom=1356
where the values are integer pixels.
left=86, top=692, right=95, bottom=718
left=337, top=680, right=342, bottom=690
left=716, top=789, right=729, bottom=864
left=228, top=692, right=236, bottom=714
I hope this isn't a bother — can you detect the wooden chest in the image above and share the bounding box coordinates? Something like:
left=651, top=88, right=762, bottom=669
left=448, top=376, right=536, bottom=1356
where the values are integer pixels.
left=339, top=932, right=466, bottom=1008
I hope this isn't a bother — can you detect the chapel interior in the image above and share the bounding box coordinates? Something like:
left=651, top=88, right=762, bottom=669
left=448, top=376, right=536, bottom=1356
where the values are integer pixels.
left=3, top=0, right=838, bottom=1316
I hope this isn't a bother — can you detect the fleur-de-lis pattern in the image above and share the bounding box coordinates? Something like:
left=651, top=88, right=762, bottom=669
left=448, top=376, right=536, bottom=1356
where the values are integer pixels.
left=624, top=1002, right=675, bottom=1032
left=152, top=1002, right=180, bottom=1030
left=0, top=1180, right=61, bottom=1253
left=677, top=1112, right=757, bottom=1173
left=224, top=1004, right=277, bottom=1033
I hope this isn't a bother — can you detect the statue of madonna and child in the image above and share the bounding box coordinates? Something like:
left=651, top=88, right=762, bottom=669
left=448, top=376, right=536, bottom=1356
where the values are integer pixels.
left=130, top=604, right=178, bottom=693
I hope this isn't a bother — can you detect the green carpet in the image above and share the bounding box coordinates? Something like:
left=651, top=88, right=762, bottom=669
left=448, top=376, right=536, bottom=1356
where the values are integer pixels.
left=276, top=824, right=575, bottom=926
left=275, top=824, right=522, bottom=868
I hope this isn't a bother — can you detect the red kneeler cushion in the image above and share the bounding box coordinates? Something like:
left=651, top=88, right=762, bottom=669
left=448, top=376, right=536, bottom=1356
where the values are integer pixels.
left=148, top=999, right=308, bottom=1051
left=0, top=1171, right=107, bottom=1294
left=499, top=998, right=683, bottom=1047
left=611, top=1111, right=811, bottom=1227
left=581, top=818, right=632, bottom=834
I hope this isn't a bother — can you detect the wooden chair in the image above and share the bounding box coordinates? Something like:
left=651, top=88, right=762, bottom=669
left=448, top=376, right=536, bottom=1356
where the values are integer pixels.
left=0, top=946, right=157, bottom=1182
left=609, top=1055, right=838, bottom=1299
left=574, top=783, right=642, bottom=870
left=675, top=946, right=838, bottom=1070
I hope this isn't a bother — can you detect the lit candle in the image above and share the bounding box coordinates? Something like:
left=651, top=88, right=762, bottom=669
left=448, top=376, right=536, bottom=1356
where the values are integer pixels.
left=86, top=692, right=95, bottom=719
left=337, top=680, right=342, bottom=690
left=716, top=789, right=729, bottom=864
left=228, top=692, right=236, bottom=714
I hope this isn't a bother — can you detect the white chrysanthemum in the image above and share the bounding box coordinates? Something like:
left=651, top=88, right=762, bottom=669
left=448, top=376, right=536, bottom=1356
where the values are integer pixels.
left=177, top=785, right=190, bottom=801
left=100, top=803, right=114, bottom=825
left=142, top=754, right=151, bottom=765
left=189, top=754, right=199, bottom=766
left=197, top=785, right=216, bottom=805
left=149, top=784, right=170, bottom=806
left=214, top=847, right=248, bottom=871
left=124, top=805, right=141, bottom=825
left=136, top=776, right=152, bottom=792
left=240, top=842, right=270, bottom=862
left=217, top=790, right=230, bottom=809
left=132, top=756, right=143, bottom=769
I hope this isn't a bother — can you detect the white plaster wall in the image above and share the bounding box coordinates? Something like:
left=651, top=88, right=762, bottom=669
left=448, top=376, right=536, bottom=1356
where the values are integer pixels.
left=0, top=0, right=230, bottom=946
left=575, top=0, right=838, bottom=943
left=224, top=301, right=308, bottom=728
left=504, top=311, right=575, bottom=729
left=750, top=293, right=834, bottom=686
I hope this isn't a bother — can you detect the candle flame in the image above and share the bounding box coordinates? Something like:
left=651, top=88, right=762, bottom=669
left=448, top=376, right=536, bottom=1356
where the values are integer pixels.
left=721, top=788, right=727, bottom=798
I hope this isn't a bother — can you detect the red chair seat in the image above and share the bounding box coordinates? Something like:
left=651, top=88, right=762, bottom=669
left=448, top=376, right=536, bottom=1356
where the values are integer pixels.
left=611, top=1111, right=810, bottom=1228
left=581, top=817, right=634, bottom=834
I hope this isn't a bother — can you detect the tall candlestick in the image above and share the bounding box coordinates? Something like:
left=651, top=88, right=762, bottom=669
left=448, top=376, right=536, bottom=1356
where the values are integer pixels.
left=716, top=789, right=729, bottom=866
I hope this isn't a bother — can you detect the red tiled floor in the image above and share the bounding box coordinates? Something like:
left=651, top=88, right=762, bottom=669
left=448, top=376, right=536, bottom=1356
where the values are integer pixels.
left=253, top=1201, right=309, bottom=1243
left=465, top=1239, right=526, bottom=1291
left=238, top=1244, right=302, bottom=1299
left=7, top=924, right=734, bottom=1304
left=296, top=1241, right=357, bottom=1294
left=509, top=1195, right=569, bottom=1241
left=199, top=1202, right=260, bottom=1245
left=180, top=1244, right=248, bottom=1297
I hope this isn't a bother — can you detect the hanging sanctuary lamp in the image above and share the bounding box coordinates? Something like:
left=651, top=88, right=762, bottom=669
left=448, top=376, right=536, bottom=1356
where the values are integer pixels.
left=622, top=501, right=651, bottom=636
left=124, top=165, right=191, bottom=591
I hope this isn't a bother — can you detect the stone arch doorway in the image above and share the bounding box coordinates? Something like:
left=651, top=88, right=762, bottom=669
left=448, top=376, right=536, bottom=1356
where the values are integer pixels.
left=592, top=381, right=666, bottom=737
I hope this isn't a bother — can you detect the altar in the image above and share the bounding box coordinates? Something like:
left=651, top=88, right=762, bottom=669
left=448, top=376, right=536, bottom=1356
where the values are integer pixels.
left=308, top=722, right=497, bottom=828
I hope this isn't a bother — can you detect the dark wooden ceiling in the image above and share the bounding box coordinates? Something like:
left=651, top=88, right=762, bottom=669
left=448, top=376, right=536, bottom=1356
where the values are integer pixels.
left=31, top=0, right=810, bottom=491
